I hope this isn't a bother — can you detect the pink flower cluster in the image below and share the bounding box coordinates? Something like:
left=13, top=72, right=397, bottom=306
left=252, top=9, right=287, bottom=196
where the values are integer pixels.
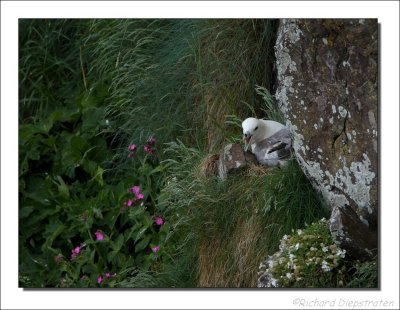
left=127, top=144, right=137, bottom=158
left=144, top=136, right=156, bottom=154
left=54, top=254, right=63, bottom=264
left=122, top=185, right=145, bottom=211
left=70, top=246, right=81, bottom=260
left=95, top=230, right=105, bottom=241
left=154, top=216, right=164, bottom=226
left=129, top=185, right=144, bottom=200
left=151, top=245, right=160, bottom=253
left=97, top=271, right=117, bottom=284
left=128, top=136, right=157, bottom=157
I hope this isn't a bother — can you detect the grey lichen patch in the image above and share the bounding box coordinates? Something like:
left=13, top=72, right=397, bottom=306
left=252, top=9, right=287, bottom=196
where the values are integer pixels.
left=338, top=106, right=348, bottom=118
left=302, top=153, right=376, bottom=214
left=339, top=153, right=375, bottom=213
left=284, top=19, right=303, bottom=44
left=368, top=110, right=377, bottom=128
left=275, top=19, right=303, bottom=118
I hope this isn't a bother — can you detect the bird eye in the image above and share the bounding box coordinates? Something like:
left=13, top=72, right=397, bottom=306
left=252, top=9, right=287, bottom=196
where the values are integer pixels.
left=255, top=126, right=258, bottom=130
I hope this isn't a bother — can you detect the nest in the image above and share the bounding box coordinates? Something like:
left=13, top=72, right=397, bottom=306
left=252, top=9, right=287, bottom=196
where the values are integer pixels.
left=245, top=163, right=271, bottom=176
left=199, top=154, right=220, bottom=178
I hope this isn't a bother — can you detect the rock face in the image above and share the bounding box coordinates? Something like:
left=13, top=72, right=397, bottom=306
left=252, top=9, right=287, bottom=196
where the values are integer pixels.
left=218, top=143, right=257, bottom=180
left=330, top=205, right=377, bottom=259
left=274, top=19, right=378, bottom=258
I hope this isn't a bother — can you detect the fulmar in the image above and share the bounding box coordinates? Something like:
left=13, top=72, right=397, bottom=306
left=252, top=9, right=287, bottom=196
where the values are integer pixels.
left=242, top=117, right=292, bottom=167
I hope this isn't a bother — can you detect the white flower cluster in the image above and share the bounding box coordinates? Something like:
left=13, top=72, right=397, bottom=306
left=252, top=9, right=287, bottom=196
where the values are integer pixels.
left=258, top=218, right=347, bottom=288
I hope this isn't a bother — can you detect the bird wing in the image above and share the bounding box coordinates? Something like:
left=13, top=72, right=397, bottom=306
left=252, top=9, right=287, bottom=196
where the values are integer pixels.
left=253, top=128, right=292, bottom=165
left=267, top=141, right=289, bottom=154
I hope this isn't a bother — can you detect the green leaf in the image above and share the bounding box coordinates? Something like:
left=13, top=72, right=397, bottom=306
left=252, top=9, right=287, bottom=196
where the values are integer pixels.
left=55, top=176, right=69, bottom=199
left=135, top=235, right=151, bottom=253
left=25, top=142, right=41, bottom=161
left=19, top=124, right=47, bottom=143
left=70, top=135, right=88, bottom=153
left=160, top=222, right=171, bottom=234
left=41, top=223, right=66, bottom=251
left=107, top=250, right=118, bottom=263
left=128, top=206, right=144, bottom=219
left=92, top=166, right=104, bottom=186
left=113, top=234, right=124, bottom=251
left=149, top=165, right=165, bottom=175
left=123, top=227, right=136, bottom=242
left=82, top=107, right=105, bottom=132
left=92, top=207, right=103, bottom=219
left=82, top=159, right=97, bottom=175
left=134, top=227, right=148, bottom=243
left=19, top=206, right=35, bottom=219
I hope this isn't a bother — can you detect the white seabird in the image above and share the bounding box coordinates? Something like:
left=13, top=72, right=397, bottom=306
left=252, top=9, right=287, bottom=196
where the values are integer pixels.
left=242, top=117, right=292, bottom=167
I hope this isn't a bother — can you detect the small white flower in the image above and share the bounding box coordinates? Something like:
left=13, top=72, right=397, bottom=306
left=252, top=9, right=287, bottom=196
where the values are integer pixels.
left=289, top=253, right=296, bottom=261
left=297, top=229, right=303, bottom=235
left=322, top=246, right=329, bottom=253
left=336, top=249, right=346, bottom=258
left=286, top=273, right=292, bottom=280
left=271, top=278, right=278, bottom=287
left=321, top=260, right=331, bottom=272
left=310, top=247, right=317, bottom=251
left=295, top=243, right=300, bottom=251
left=283, top=234, right=289, bottom=240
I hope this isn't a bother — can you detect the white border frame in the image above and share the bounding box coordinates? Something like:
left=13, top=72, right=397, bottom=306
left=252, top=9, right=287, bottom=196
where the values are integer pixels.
left=1, top=1, right=399, bottom=309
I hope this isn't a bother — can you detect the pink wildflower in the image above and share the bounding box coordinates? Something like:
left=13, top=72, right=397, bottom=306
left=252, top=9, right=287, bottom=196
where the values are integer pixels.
left=151, top=245, right=160, bottom=253
left=97, top=276, right=103, bottom=284
left=136, top=192, right=144, bottom=200
left=105, top=272, right=116, bottom=278
left=70, top=246, right=81, bottom=260
left=125, top=199, right=133, bottom=207
left=128, top=144, right=137, bottom=152
left=128, top=153, right=132, bottom=158
left=154, top=216, right=164, bottom=226
left=130, top=186, right=141, bottom=195
left=95, top=230, right=104, bottom=241
left=144, top=144, right=155, bottom=154
left=55, top=254, right=63, bottom=264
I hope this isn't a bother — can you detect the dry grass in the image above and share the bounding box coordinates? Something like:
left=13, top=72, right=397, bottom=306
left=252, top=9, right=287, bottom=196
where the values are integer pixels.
left=199, top=154, right=220, bottom=179
left=198, top=215, right=265, bottom=288
left=232, top=215, right=264, bottom=287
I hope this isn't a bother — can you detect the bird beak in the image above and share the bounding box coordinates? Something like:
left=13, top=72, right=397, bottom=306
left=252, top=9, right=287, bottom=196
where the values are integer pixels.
left=243, top=133, right=252, bottom=152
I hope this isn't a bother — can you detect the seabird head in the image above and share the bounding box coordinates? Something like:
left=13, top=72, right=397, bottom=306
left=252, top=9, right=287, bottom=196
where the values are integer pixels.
left=242, top=117, right=264, bottom=152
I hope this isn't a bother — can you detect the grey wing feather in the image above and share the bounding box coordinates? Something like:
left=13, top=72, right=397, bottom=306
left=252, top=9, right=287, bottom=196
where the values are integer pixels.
left=268, top=141, right=289, bottom=154
left=253, top=128, right=292, bottom=166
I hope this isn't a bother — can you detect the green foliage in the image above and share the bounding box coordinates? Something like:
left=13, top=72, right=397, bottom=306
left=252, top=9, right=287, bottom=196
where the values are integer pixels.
left=345, top=260, right=378, bottom=288
left=19, top=77, right=172, bottom=287
left=19, top=19, right=90, bottom=122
